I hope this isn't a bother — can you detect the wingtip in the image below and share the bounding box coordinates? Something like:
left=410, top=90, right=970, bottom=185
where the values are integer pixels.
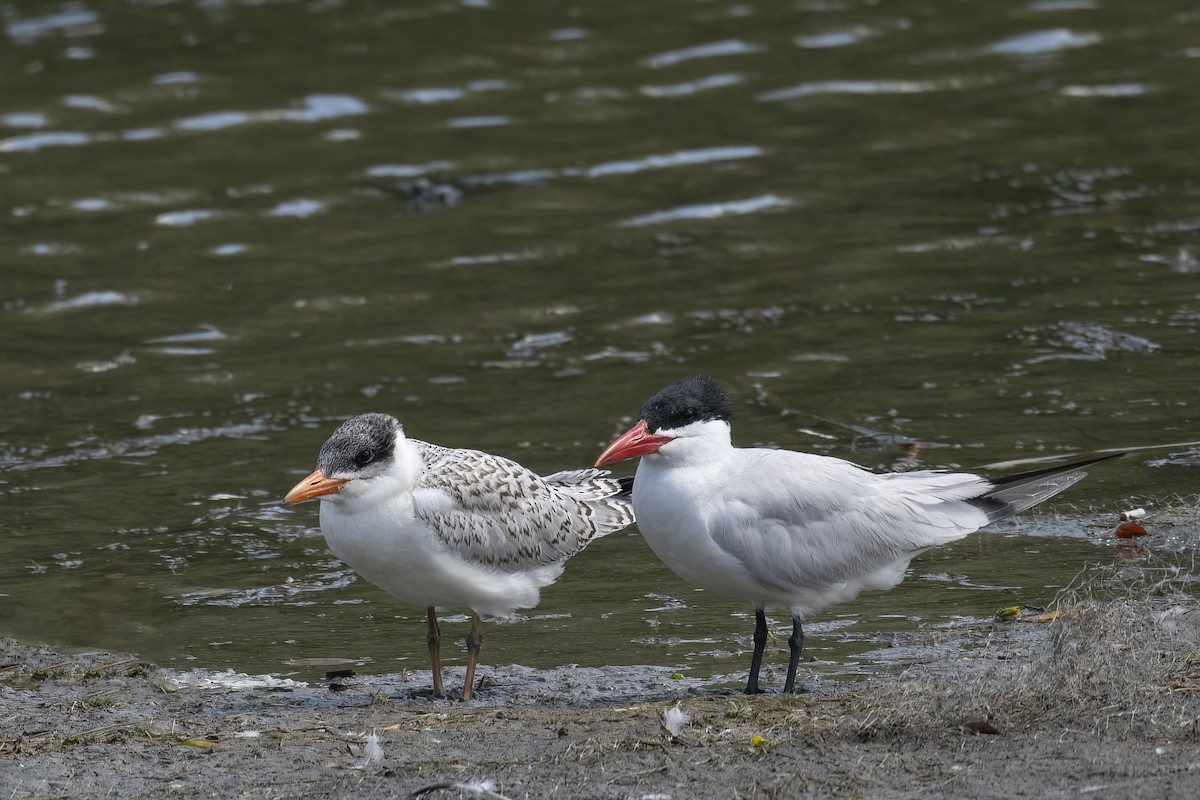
left=615, top=475, right=634, bottom=500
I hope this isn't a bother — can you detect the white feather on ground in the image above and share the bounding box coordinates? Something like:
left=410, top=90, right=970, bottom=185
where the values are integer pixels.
left=453, top=780, right=505, bottom=797
left=662, top=703, right=691, bottom=736
left=352, top=731, right=383, bottom=770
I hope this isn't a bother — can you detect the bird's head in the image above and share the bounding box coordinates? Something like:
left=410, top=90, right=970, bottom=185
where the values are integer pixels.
left=283, top=412, right=404, bottom=505
left=595, top=376, right=733, bottom=467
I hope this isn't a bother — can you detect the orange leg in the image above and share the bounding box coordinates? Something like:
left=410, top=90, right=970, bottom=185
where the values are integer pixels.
left=461, top=611, right=483, bottom=702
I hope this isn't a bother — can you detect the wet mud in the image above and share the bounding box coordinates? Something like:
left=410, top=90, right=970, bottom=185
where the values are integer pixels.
left=4, top=589, right=1198, bottom=799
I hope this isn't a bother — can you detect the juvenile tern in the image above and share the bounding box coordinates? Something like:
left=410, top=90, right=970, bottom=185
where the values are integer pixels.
left=596, top=376, right=1121, bottom=694
left=285, top=412, right=634, bottom=700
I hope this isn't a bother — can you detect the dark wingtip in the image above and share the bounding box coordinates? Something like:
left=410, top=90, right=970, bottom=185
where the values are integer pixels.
left=970, top=450, right=1125, bottom=524
left=615, top=475, right=635, bottom=499
left=966, top=494, right=1017, bottom=523
left=984, top=450, right=1126, bottom=487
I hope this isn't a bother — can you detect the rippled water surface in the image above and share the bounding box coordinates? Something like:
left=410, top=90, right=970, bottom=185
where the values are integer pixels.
left=3, top=0, right=1198, bottom=683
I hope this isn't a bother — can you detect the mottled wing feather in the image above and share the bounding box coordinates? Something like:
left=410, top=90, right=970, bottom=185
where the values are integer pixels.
left=541, top=468, right=629, bottom=501
left=411, top=441, right=634, bottom=570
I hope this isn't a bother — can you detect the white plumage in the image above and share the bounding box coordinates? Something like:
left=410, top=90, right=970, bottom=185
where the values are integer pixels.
left=597, top=376, right=1117, bottom=694
left=285, top=413, right=633, bottom=700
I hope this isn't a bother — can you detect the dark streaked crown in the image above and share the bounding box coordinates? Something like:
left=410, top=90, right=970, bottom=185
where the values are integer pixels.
left=316, top=412, right=400, bottom=478
left=639, top=376, right=733, bottom=433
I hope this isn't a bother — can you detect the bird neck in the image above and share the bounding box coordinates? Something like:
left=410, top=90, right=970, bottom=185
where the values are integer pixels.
left=390, top=436, right=425, bottom=491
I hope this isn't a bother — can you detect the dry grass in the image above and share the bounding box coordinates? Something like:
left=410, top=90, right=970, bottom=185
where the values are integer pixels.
left=848, top=548, right=1200, bottom=742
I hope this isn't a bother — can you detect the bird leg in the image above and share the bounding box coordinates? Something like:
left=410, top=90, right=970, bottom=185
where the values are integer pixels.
left=461, top=611, right=484, bottom=702
left=783, top=615, right=805, bottom=694
left=425, top=607, right=444, bottom=699
left=744, top=609, right=768, bottom=695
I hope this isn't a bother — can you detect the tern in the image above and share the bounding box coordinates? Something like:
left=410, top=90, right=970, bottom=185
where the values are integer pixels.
left=596, top=376, right=1121, bottom=695
left=284, top=412, right=634, bottom=701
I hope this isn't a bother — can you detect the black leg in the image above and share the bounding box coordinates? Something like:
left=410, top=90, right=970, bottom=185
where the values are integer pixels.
left=783, top=615, right=805, bottom=694
left=744, top=609, right=768, bottom=695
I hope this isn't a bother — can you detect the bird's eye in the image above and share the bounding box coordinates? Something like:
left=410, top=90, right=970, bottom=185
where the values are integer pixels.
left=354, top=448, right=374, bottom=466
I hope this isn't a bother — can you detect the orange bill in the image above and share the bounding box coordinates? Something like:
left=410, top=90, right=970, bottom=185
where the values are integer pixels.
left=595, top=419, right=674, bottom=467
left=283, top=469, right=349, bottom=504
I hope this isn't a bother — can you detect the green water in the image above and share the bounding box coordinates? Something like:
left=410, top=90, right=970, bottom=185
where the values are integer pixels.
left=2, top=0, right=1197, bottom=683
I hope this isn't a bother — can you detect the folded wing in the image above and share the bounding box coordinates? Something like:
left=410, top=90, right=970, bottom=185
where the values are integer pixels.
left=412, top=442, right=634, bottom=570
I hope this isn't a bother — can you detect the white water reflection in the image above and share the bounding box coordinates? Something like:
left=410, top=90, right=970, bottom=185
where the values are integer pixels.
left=71, top=197, right=111, bottom=211
left=366, top=161, right=456, bottom=178
left=174, top=94, right=368, bottom=132
left=587, top=146, right=763, bottom=177
left=147, top=326, right=226, bottom=345
left=6, top=5, right=101, bottom=42
left=76, top=352, right=136, bottom=373
left=122, top=127, right=165, bottom=141
left=618, top=194, right=793, bottom=227
left=1062, top=84, right=1146, bottom=97
left=450, top=252, right=526, bottom=266
left=758, top=80, right=939, bottom=101
left=641, top=73, right=743, bottom=97
left=269, top=199, right=325, bottom=218
left=41, top=290, right=138, bottom=313
left=460, top=168, right=557, bottom=186
left=156, top=209, right=219, bottom=226
left=644, top=39, right=765, bottom=68
left=281, top=94, right=369, bottom=122
left=2, top=112, right=50, bottom=128
left=386, top=81, right=512, bottom=105
left=458, top=145, right=762, bottom=188
left=796, top=31, right=865, bottom=49
left=506, top=331, right=574, bottom=358
left=988, top=29, right=1100, bottom=55
left=63, top=94, right=122, bottom=113
left=175, top=111, right=250, bottom=131
left=389, top=87, right=463, bottom=104
left=153, top=71, right=203, bottom=85
left=448, top=115, right=511, bottom=128
left=24, top=242, right=82, bottom=255
left=0, top=131, right=91, bottom=152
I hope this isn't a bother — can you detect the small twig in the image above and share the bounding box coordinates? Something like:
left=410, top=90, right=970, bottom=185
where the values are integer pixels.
left=64, top=723, right=132, bottom=742
left=605, top=760, right=671, bottom=785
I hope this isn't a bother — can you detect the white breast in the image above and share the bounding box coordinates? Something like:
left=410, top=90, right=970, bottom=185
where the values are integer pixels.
left=632, top=457, right=772, bottom=601
left=319, top=495, right=562, bottom=617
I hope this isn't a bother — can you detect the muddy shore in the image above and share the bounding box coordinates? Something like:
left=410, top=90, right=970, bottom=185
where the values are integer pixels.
left=4, top=586, right=1198, bottom=800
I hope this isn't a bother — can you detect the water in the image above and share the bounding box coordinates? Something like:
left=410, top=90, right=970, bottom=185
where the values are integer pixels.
left=2, top=0, right=1198, bottom=683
